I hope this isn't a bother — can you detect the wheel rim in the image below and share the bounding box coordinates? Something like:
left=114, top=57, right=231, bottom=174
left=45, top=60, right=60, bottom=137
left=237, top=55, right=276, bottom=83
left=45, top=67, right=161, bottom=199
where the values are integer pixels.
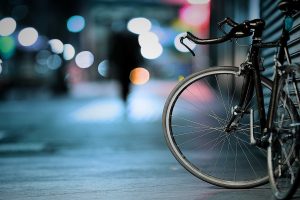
left=268, top=75, right=300, bottom=199
left=163, top=67, right=269, bottom=188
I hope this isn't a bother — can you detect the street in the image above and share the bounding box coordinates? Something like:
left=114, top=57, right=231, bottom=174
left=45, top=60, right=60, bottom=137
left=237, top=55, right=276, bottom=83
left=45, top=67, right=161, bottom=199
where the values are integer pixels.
left=0, top=81, right=297, bottom=200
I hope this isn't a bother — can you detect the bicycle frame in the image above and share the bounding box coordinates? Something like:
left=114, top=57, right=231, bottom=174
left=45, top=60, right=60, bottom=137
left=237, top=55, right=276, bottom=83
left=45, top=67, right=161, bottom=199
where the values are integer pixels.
left=232, top=17, right=293, bottom=146
left=165, top=1, right=300, bottom=193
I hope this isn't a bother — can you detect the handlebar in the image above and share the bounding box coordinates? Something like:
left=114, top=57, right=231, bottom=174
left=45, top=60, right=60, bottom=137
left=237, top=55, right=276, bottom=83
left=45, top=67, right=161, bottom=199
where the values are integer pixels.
left=180, top=18, right=265, bottom=56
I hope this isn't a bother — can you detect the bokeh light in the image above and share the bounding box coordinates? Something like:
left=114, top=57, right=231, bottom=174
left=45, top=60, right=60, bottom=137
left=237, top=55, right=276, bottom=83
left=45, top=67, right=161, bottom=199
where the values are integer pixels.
left=179, top=4, right=210, bottom=27
left=141, top=43, right=163, bottom=59
left=98, top=60, right=109, bottom=77
left=0, top=17, right=17, bottom=36
left=129, top=67, right=150, bottom=85
left=127, top=17, right=152, bottom=34
left=0, top=36, right=16, bottom=59
left=18, top=27, right=39, bottom=46
left=49, top=39, right=64, bottom=54
left=75, top=51, right=94, bottom=68
left=67, top=15, right=86, bottom=33
left=174, top=32, right=196, bottom=53
left=138, top=31, right=163, bottom=59
left=138, top=32, right=159, bottom=47
left=63, top=44, right=75, bottom=60
left=47, top=54, right=62, bottom=70
left=36, top=50, right=51, bottom=65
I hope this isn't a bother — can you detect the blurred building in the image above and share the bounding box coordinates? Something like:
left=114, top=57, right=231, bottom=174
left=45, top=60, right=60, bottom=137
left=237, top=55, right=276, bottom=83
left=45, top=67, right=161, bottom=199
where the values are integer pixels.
left=0, top=0, right=299, bottom=100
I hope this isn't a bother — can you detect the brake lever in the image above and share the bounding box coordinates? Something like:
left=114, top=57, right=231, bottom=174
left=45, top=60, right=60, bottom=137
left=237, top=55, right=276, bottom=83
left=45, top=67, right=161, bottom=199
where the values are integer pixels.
left=180, top=37, right=195, bottom=56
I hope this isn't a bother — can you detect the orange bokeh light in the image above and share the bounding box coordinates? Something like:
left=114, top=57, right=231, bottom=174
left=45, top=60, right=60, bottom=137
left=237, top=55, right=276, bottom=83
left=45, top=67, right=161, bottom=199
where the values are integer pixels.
left=130, top=67, right=150, bottom=85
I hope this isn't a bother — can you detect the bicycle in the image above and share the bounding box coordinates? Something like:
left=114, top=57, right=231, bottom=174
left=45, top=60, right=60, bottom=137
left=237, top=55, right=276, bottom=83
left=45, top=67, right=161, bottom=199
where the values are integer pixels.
left=162, top=1, right=300, bottom=199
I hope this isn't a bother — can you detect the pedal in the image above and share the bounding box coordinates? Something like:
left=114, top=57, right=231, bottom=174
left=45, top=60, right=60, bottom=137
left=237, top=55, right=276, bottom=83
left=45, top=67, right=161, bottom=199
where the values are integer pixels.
left=249, top=109, right=256, bottom=145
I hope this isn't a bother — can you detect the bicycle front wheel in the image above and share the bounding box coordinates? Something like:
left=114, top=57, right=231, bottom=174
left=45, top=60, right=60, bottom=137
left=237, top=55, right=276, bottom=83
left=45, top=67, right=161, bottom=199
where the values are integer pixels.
left=268, top=68, right=300, bottom=200
left=163, top=66, right=270, bottom=188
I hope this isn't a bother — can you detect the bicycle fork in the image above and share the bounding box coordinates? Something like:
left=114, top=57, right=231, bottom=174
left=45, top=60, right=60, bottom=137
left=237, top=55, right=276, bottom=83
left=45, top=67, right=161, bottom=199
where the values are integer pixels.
left=224, top=67, right=268, bottom=147
left=224, top=71, right=256, bottom=139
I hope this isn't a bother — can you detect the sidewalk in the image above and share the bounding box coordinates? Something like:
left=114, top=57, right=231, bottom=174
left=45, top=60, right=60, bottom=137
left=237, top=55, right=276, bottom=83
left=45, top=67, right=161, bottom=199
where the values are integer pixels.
left=0, top=81, right=279, bottom=200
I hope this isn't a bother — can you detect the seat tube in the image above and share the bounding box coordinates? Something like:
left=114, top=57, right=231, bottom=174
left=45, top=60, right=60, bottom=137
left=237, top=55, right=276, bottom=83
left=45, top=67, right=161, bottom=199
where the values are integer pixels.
left=250, top=24, right=267, bottom=133
left=251, top=44, right=267, bottom=132
left=266, top=27, right=289, bottom=130
left=266, top=45, right=285, bottom=130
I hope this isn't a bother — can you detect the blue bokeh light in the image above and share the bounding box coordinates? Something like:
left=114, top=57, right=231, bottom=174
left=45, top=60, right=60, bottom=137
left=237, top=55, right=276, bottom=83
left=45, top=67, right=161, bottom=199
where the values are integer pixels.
left=67, top=15, right=85, bottom=33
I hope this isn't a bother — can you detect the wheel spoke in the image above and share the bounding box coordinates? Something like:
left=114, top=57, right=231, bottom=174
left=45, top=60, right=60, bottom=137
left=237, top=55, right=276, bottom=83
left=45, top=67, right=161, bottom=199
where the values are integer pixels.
left=267, top=71, right=300, bottom=200
left=163, top=68, right=269, bottom=188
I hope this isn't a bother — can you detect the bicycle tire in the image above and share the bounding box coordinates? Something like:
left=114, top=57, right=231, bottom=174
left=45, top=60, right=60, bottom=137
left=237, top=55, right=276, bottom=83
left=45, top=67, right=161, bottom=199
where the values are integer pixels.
left=163, top=66, right=270, bottom=188
left=268, top=70, right=300, bottom=200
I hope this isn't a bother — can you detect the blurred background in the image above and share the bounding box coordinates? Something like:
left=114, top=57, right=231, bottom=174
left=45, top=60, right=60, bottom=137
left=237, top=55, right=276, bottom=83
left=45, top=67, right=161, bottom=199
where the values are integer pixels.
left=0, top=0, right=260, bottom=102
left=1, top=0, right=298, bottom=199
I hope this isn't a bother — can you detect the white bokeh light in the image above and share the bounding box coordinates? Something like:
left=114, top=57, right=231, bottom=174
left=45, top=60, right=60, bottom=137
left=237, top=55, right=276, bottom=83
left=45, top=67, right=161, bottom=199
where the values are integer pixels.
left=138, top=32, right=159, bottom=47
left=127, top=17, right=151, bottom=34
left=18, top=27, right=38, bottom=46
left=75, top=51, right=94, bottom=68
left=63, top=44, right=75, bottom=60
left=141, top=43, right=163, bottom=60
left=0, top=17, right=17, bottom=36
left=49, top=39, right=64, bottom=54
left=174, top=32, right=196, bottom=53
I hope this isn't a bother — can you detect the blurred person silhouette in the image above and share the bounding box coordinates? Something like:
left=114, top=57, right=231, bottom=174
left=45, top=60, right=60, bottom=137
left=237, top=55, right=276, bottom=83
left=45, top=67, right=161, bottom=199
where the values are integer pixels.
left=108, top=20, right=143, bottom=106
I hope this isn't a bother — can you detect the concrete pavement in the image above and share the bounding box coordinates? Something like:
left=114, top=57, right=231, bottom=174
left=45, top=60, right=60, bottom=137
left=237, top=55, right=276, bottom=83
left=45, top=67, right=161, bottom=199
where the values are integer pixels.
left=0, top=81, right=296, bottom=200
